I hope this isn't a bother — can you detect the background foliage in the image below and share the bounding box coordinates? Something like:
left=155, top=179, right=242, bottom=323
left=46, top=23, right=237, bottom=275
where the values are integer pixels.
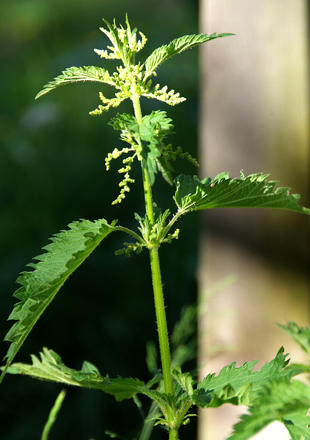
left=0, top=1, right=199, bottom=439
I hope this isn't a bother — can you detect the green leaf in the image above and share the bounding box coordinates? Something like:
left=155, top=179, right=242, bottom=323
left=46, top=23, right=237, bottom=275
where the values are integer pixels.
left=278, top=322, right=310, bottom=359
left=172, top=366, right=194, bottom=396
left=109, top=112, right=138, bottom=133
left=174, top=172, right=310, bottom=215
left=0, top=218, right=116, bottom=384
left=5, top=347, right=159, bottom=402
left=227, top=379, right=310, bottom=440
left=6, top=348, right=196, bottom=428
left=170, top=304, right=197, bottom=367
left=145, top=33, right=234, bottom=77
left=194, top=348, right=294, bottom=408
left=110, top=110, right=173, bottom=149
left=140, top=388, right=171, bottom=420
left=140, top=111, right=175, bottom=184
left=35, top=66, right=114, bottom=99
left=110, top=111, right=175, bottom=185
left=283, top=411, right=310, bottom=440
left=141, top=111, right=174, bottom=143
left=155, top=156, right=174, bottom=186
left=5, top=347, right=106, bottom=386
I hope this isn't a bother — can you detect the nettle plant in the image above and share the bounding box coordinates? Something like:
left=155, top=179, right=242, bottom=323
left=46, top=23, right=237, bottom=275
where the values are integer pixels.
left=1, top=15, right=310, bottom=440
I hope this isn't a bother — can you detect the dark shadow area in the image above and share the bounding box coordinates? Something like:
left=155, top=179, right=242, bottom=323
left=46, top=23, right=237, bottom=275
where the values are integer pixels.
left=0, top=1, right=199, bottom=439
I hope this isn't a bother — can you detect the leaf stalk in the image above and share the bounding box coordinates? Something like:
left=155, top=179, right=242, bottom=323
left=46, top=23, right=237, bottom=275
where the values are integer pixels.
left=114, top=226, right=145, bottom=244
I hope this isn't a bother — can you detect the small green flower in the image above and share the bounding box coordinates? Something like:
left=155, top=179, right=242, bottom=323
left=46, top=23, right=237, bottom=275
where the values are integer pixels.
left=35, top=15, right=231, bottom=201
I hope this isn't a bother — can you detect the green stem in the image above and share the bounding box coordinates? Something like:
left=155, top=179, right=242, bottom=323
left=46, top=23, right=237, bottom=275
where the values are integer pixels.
left=132, top=93, right=143, bottom=125
left=131, top=93, right=154, bottom=224
left=142, top=166, right=155, bottom=224
left=41, top=390, right=66, bottom=440
left=138, top=401, right=159, bottom=440
left=169, top=427, right=179, bottom=440
left=149, top=247, right=173, bottom=396
left=150, top=246, right=178, bottom=435
left=132, top=92, right=177, bottom=437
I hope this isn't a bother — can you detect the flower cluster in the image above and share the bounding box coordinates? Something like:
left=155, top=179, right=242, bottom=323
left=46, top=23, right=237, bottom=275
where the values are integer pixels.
left=94, top=16, right=147, bottom=65
left=105, top=146, right=138, bottom=204
left=35, top=15, right=207, bottom=204
left=88, top=16, right=185, bottom=115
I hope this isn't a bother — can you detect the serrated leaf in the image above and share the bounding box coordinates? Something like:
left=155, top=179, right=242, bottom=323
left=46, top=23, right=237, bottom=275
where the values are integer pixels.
left=110, top=111, right=173, bottom=149
left=174, top=173, right=310, bottom=215
left=110, top=111, right=175, bottom=185
left=194, top=348, right=294, bottom=408
left=109, top=112, right=138, bottom=133
left=227, top=379, right=310, bottom=440
left=145, top=33, right=234, bottom=76
left=141, top=111, right=174, bottom=185
left=172, top=365, right=194, bottom=396
left=7, top=348, right=197, bottom=427
left=210, top=383, right=253, bottom=408
left=5, top=347, right=161, bottom=402
left=5, top=347, right=106, bottom=386
left=278, top=322, right=310, bottom=359
left=283, top=411, right=310, bottom=440
left=35, top=66, right=113, bottom=99
left=0, top=219, right=116, bottom=384
left=140, top=388, right=170, bottom=419
left=140, top=111, right=174, bottom=149
left=101, top=377, right=148, bottom=401
left=142, top=111, right=174, bottom=135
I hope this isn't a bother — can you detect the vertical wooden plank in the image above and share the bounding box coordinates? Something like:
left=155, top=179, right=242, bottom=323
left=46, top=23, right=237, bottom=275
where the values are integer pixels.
left=198, top=1, right=309, bottom=439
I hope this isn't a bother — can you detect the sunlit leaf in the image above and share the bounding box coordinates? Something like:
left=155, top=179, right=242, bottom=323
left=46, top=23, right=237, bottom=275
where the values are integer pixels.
left=35, top=66, right=114, bottom=99
left=174, top=172, right=310, bottom=215
left=0, top=219, right=116, bottom=383
left=227, top=379, right=310, bottom=440
left=145, top=33, right=234, bottom=76
left=5, top=347, right=159, bottom=402
left=194, top=348, right=294, bottom=408
left=278, top=322, right=310, bottom=359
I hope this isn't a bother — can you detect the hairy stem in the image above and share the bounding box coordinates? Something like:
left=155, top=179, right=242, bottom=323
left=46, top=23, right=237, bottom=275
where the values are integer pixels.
left=132, top=91, right=176, bottom=436
left=149, top=247, right=173, bottom=395
left=141, top=166, right=155, bottom=224
left=114, top=226, right=145, bottom=243
left=150, top=247, right=177, bottom=434
left=131, top=93, right=154, bottom=224
left=132, top=93, right=143, bottom=125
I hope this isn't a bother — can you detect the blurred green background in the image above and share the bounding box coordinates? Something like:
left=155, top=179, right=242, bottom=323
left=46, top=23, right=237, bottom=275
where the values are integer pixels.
left=0, top=1, right=199, bottom=439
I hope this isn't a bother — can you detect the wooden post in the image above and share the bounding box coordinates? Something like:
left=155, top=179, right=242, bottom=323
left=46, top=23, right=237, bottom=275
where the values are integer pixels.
left=198, top=1, right=309, bottom=439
